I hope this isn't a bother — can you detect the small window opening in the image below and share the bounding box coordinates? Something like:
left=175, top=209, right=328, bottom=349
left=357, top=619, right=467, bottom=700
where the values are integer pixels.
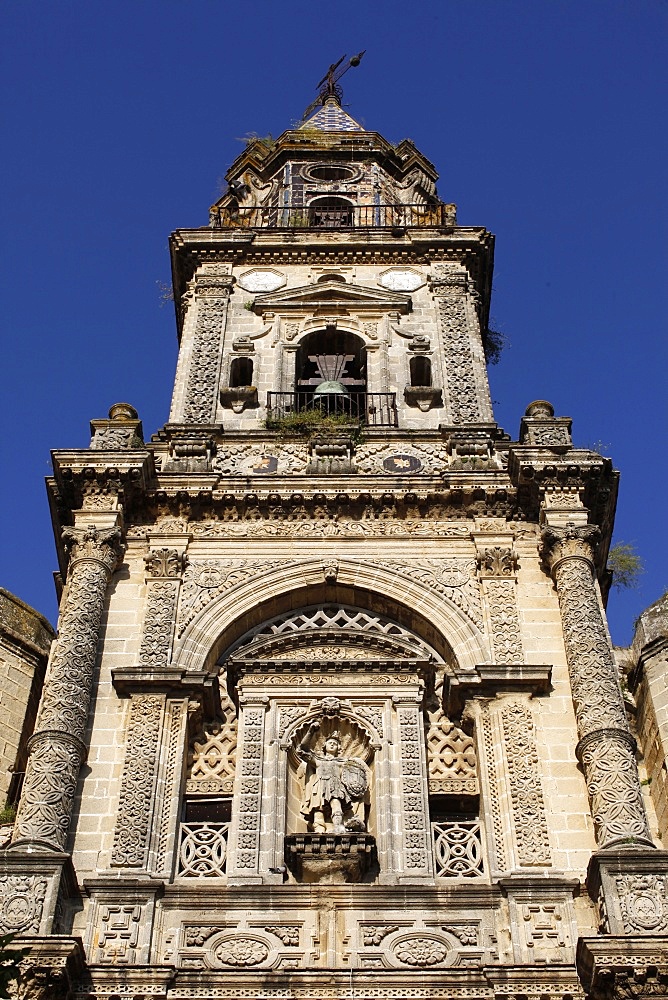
left=230, top=357, right=253, bottom=388
left=410, top=356, right=432, bottom=387
left=184, top=797, right=232, bottom=824
left=317, top=273, right=346, bottom=283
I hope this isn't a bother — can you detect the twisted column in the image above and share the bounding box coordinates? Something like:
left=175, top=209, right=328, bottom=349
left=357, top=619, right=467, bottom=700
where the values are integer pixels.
left=542, top=525, right=653, bottom=848
left=11, top=524, right=124, bottom=851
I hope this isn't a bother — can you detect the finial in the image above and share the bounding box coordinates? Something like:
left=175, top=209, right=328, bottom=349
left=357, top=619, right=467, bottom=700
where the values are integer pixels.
left=301, top=51, right=366, bottom=121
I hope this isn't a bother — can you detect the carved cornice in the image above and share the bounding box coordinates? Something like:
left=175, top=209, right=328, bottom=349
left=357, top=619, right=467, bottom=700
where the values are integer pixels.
left=541, top=523, right=600, bottom=576
left=443, top=664, right=552, bottom=717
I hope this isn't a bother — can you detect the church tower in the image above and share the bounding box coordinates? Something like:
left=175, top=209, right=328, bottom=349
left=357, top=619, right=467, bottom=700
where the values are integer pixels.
left=2, top=65, right=667, bottom=999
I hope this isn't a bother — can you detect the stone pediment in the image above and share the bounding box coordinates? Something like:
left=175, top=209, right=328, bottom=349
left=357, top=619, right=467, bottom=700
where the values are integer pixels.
left=251, top=279, right=412, bottom=315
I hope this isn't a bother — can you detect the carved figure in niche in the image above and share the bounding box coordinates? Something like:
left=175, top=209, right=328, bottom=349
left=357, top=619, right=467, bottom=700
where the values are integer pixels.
left=297, top=722, right=369, bottom=834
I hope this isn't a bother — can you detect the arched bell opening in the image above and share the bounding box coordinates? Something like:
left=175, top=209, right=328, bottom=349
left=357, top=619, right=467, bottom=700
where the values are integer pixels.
left=308, top=195, right=354, bottom=228
left=296, top=328, right=366, bottom=417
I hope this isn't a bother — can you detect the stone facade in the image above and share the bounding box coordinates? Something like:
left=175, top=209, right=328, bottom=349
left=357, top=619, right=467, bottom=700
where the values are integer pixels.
left=0, top=589, right=54, bottom=814
left=2, top=91, right=667, bottom=998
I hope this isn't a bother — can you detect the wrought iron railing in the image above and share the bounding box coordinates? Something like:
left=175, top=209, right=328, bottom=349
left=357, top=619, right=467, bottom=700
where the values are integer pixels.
left=212, top=203, right=452, bottom=230
left=431, top=820, right=485, bottom=878
left=178, top=822, right=229, bottom=877
left=266, top=391, right=398, bottom=428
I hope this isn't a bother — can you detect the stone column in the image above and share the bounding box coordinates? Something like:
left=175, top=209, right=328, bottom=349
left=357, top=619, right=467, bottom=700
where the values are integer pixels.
left=11, top=522, right=124, bottom=852
left=542, top=525, right=653, bottom=848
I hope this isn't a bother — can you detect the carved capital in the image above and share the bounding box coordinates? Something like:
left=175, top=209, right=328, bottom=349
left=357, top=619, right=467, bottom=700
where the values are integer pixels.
left=144, top=547, right=187, bottom=579
left=477, top=545, right=518, bottom=578
left=541, top=523, right=600, bottom=574
left=63, top=524, right=124, bottom=575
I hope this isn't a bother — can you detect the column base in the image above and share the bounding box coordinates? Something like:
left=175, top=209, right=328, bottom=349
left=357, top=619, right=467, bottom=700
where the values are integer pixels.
left=0, top=850, right=79, bottom=935
left=587, top=848, right=668, bottom=935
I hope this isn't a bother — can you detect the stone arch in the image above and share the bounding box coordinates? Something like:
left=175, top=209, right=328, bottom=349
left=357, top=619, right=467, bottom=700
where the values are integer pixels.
left=173, top=557, right=488, bottom=676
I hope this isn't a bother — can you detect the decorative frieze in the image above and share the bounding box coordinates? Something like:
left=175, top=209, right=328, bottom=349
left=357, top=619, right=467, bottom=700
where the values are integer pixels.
left=542, top=525, right=653, bottom=848
left=111, top=695, right=165, bottom=868
left=11, top=523, right=124, bottom=851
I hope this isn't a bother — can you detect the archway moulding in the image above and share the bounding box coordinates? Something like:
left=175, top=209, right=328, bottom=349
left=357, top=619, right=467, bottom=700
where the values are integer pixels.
left=172, top=558, right=488, bottom=676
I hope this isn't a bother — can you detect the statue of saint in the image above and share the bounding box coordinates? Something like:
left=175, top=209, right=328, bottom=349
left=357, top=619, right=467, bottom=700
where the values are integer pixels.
left=296, top=722, right=369, bottom=834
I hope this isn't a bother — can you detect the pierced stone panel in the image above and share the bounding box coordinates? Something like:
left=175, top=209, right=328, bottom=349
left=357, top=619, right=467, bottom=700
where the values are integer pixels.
left=186, top=695, right=238, bottom=796
left=426, top=708, right=478, bottom=795
left=228, top=604, right=437, bottom=663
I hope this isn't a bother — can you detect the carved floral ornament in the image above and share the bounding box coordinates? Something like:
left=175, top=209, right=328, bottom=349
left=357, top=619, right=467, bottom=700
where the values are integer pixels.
left=62, top=523, right=125, bottom=574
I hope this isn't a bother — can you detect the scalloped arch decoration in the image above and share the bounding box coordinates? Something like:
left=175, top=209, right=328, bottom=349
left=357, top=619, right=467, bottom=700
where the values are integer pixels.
left=171, top=558, right=488, bottom=674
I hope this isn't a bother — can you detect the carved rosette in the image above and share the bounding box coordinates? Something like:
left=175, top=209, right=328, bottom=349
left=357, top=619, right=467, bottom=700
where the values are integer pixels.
left=541, top=525, right=652, bottom=848
left=139, top=548, right=186, bottom=667
left=182, top=275, right=234, bottom=423
left=12, top=524, right=124, bottom=851
left=431, top=266, right=490, bottom=424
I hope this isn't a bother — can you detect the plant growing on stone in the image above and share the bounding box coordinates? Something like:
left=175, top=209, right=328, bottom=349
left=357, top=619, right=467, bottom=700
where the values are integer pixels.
left=608, top=542, right=644, bottom=590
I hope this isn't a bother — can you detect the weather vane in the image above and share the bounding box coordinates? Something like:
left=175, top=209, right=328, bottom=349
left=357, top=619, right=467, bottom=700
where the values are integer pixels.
left=301, top=51, right=366, bottom=121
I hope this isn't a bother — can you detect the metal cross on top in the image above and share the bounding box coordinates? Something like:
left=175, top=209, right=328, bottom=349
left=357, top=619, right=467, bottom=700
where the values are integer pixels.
left=302, top=51, right=366, bottom=120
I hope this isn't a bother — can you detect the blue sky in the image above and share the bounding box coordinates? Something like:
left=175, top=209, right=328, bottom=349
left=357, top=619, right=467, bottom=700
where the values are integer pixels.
left=1, top=0, right=666, bottom=644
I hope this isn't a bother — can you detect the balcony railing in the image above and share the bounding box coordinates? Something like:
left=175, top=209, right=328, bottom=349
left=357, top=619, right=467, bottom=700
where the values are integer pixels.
left=267, top=391, right=398, bottom=428
left=212, top=203, right=452, bottom=231
left=431, top=820, right=485, bottom=878
left=178, top=822, right=229, bottom=877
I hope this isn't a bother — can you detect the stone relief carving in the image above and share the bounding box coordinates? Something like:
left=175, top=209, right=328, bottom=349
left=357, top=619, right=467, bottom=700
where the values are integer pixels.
left=184, top=518, right=472, bottom=539
left=178, top=560, right=300, bottom=636
left=90, top=425, right=142, bottom=450
left=426, top=708, right=478, bottom=794
left=433, top=273, right=481, bottom=423
left=0, top=875, right=47, bottom=933
left=398, top=705, right=430, bottom=872
left=392, top=934, right=450, bottom=967
left=111, top=695, right=164, bottom=867
left=184, top=925, right=226, bottom=947
left=501, top=703, right=551, bottom=866
left=212, top=444, right=307, bottom=476
left=235, top=707, right=265, bottom=871
left=616, top=874, right=668, bottom=933
left=144, top=547, right=186, bottom=578
left=477, top=546, right=517, bottom=577
left=355, top=441, right=447, bottom=475
left=443, top=924, right=479, bottom=947
left=156, top=701, right=186, bottom=876
left=186, top=700, right=238, bottom=795
left=527, top=425, right=571, bottom=447
left=519, top=904, right=568, bottom=960
left=542, top=525, right=652, bottom=848
left=479, top=703, right=508, bottom=872
left=244, top=672, right=410, bottom=686
left=296, top=722, right=370, bottom=834
left=484, top=579, right=524, bottom=664
left=377, top=559, right=483, bottom=631
left=362, top=924, right=400, bottom=945
left=264, top=925, right=300, bottom=946
left=96, top=904, right=142, bottom=964
left=11, top=524, right=124, bottom=850
left=211, top=936, right=269, bottom=968
left=138, top=580, right=179, bottom=666
left=182, top=285, right=231, bottom=423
